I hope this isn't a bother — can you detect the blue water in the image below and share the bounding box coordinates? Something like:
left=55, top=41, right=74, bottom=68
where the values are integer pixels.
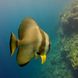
left=0, top=0, right=73, bottom=78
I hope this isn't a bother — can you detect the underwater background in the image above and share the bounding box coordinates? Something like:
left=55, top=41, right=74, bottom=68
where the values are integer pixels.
left=0, top=0, right=75, bottom=78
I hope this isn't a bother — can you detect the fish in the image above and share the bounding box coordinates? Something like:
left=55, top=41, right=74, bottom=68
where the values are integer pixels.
left=10, top=18, right=51, bottom=67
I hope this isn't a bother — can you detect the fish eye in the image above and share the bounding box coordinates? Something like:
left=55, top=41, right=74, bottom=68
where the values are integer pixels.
left=37, top=52, right=41, bottom=55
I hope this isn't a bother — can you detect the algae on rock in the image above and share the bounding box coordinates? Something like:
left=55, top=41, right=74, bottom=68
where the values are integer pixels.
left=59, top=1, right=78, bottom=70
left=62, top=34, right=78, bottom=69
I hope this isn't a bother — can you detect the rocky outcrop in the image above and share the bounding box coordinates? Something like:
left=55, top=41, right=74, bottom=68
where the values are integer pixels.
left=59, top=1, right=78, bottom=70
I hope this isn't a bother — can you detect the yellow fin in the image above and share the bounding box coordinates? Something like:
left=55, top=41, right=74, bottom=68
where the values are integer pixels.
left=40, top=54, right=46, bottom=64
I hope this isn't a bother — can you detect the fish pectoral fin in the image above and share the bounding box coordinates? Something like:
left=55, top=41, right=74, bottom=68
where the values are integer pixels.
left=40, top=54, right=46, bottom=64
left=35, top=53, right=39, bottom=59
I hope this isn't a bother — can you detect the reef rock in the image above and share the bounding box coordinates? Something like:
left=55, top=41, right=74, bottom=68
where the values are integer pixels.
left=60, top=1, right=78, bottom=37
left=59, top=1, right=78, bottom=70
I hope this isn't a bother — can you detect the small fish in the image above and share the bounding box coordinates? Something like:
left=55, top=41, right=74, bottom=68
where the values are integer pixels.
left=10, top=18, right=51, bottom=67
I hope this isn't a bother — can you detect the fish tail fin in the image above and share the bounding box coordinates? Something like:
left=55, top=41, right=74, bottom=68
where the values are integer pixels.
left=10, top=32, right=18, bottom=56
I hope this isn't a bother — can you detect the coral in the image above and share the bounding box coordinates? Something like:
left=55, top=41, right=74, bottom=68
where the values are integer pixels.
left=62, top=34, right=78, bottom=69
left=59, top=1, right=78, bottom=37
left=58, top=1, right=78, bottom=70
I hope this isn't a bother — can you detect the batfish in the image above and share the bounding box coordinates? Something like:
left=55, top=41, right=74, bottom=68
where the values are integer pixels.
left=10, top=18, right=51, bottom=67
